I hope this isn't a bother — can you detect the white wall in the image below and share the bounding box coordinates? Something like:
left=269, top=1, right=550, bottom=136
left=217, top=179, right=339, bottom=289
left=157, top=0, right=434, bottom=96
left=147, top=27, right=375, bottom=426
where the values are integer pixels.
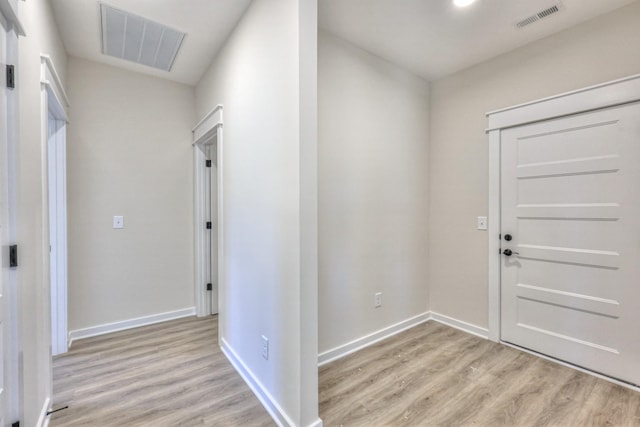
left=66, top=57, right=196, bottom=331
left=17, top=0, right=67, bottom=424
left=195, top=0, right=318, bottom=425
left=318, top=32, right=430, bottom=353
left=429, top=1, right=640, bottom=328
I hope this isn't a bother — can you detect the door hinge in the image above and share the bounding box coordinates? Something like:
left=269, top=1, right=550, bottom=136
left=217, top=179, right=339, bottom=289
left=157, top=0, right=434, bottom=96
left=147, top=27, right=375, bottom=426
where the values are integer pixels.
left=6, top=64, right=15, bottom=89
left=9, top=244, right=18, bottom=268
left=206, top=221, right=212, bottom=229
left=206, top=160, right=212, bottom=167
left=206, top=283, right=212, bottom=291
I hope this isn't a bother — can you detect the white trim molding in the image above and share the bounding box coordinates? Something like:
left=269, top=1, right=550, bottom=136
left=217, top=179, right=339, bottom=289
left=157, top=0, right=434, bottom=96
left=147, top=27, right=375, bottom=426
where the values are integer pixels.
left=41, top=53, right=70, bottom=408
left=318, top=312, right=489, bottom=367
left=0, top=0, right=25, bottom=36
left=485, top=73, right=640, bottom=345
left=193, top=105, right=224, bottom=318
left=67, top=307, right=195, bottom=346
left=40, top=55, right=70, bottom=120
left=36, top=396, right=51, bottom=427
left=429, top=312, right=489, bottom=339
left=487, top=128, right=501, bottom=342
left=193, top=104, right=223, bottom=138
left=318, top=312, right=431, bottom=366
left=487, top=73, right=640, bottom=131
left=221, top=337, right=296, bottom=427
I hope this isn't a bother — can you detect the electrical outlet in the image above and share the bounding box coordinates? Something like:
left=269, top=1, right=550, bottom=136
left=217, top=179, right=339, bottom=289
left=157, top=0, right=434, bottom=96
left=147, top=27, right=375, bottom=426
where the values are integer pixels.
left=477, top=216, right=488, bottom=230
left=375, top=292, right=382, bottom=308
left=261, top=335, right=269, bottom=360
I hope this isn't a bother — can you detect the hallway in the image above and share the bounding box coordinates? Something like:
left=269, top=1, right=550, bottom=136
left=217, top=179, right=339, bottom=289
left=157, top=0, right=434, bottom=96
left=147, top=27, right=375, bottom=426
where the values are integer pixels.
left=50, top=316, right=274, bottom=426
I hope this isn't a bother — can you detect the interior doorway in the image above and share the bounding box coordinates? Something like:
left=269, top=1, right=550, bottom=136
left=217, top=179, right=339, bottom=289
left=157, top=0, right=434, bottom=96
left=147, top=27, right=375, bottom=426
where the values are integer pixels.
left=41, top=55, right=70, bottom=357
left=47, top=109, right=68, bottom=356
left=193, top=105, right=223, bottom=319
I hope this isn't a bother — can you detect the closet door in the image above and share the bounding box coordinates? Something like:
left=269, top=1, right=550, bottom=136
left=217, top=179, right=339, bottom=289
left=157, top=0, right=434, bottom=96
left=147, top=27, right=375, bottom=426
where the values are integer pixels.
left=500, top=102, right=640, bottom=386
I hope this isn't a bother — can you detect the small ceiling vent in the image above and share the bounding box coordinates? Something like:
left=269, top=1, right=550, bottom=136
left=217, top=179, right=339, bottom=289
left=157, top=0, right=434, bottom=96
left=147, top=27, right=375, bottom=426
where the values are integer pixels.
left=516, top=3, right=563, bottom=29
left=100, top=4, right=185, bottom=71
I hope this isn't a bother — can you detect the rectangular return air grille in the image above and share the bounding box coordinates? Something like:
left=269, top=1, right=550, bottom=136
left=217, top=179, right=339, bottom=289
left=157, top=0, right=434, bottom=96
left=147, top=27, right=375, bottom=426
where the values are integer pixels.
left=516, top=4, right=562, bottom=28
left=100, top=4, right=185, bottom=71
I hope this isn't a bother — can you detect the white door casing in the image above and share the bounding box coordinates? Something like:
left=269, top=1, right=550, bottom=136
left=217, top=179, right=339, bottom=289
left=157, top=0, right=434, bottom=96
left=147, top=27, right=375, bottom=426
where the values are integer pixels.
left=41, top=55, right=70, bottom=365
left=487, top=74, right=640, bottom=387
left=193, top=105, right=223, bottom=318
left=209, top=154, right=218, bottom=315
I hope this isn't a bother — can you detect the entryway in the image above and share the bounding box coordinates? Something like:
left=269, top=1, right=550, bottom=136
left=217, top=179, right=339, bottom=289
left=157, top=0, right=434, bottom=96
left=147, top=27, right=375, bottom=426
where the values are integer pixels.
left=488, top=75, right=640, bottom=387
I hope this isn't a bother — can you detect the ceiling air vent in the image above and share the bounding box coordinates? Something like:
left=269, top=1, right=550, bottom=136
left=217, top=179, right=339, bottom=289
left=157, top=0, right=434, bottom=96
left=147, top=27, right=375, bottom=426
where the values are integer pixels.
left=100, top=4, right=185, bottom=71
left=516, top=4, right=562, bottom=29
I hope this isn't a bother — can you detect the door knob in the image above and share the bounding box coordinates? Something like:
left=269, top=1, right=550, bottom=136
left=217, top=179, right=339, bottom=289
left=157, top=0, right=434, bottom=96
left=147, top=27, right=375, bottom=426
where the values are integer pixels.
left=503, top=249, right=519, bottom=256
left=504, top=234, right=513, bottom=241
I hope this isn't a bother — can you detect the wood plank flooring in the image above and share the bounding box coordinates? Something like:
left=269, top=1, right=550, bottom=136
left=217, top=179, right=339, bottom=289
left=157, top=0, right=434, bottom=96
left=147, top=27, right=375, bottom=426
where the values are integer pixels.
left=319, top=321, right=640, bottom=426
left=52, top=316, right=640, bottom=426
left=50, top=315, right=274, bottom=427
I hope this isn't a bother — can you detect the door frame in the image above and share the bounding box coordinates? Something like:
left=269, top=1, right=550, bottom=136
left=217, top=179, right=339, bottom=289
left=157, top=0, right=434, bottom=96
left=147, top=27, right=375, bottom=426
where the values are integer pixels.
left=41, top=54, right=70, bottom=359
left=0, top=3, right=23, bottom=423
left=486, top=73, right=640, bottom=343
left=193, top=105, right=223, bottom=318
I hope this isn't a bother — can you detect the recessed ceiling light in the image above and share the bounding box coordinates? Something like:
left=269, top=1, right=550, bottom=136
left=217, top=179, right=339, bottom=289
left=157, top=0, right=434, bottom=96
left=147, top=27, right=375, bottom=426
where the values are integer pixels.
left=454, top=0, right=477, bottom=7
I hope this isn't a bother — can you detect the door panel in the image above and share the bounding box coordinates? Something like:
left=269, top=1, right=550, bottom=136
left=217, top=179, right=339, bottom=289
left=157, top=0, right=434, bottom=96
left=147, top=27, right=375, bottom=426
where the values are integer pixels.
left=501, top=102, right=640, bottom=386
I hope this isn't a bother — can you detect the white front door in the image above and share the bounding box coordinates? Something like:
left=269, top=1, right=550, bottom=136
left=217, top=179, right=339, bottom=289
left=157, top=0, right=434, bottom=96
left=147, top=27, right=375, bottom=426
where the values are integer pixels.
left=0, top=11, right=9, bottom=425
left=500, top=102, right=640, bottom=386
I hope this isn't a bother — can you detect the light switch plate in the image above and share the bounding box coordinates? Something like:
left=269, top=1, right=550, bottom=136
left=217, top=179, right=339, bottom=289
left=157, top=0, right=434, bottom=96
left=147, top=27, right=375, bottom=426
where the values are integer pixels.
left=113, top=215, right=124, bottom=229
left=477, top=216, right=488, bottom=230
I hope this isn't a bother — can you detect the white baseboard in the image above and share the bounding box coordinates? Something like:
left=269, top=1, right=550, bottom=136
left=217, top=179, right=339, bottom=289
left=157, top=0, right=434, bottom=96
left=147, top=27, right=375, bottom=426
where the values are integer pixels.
left=317, top=311, right=489, bottom=367
left=37, top=397, right=51, bottom=427
left=220, top=337, right=296, bottom=427
left=428, top=311, right=489, bottom=339
left=306, top=418, right=323, bottom=427
left=68, top=307, right=196, bottom=347
left=318, top=312, right=431, bottom=366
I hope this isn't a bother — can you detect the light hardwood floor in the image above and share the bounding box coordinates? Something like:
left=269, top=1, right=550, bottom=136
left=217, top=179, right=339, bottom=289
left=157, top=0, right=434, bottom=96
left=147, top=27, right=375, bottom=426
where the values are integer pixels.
left=319, top=321, right=640, bottom=426
left=52, top=316, right=640, bottom=426
left=50, top=315, right=275, bottom=426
